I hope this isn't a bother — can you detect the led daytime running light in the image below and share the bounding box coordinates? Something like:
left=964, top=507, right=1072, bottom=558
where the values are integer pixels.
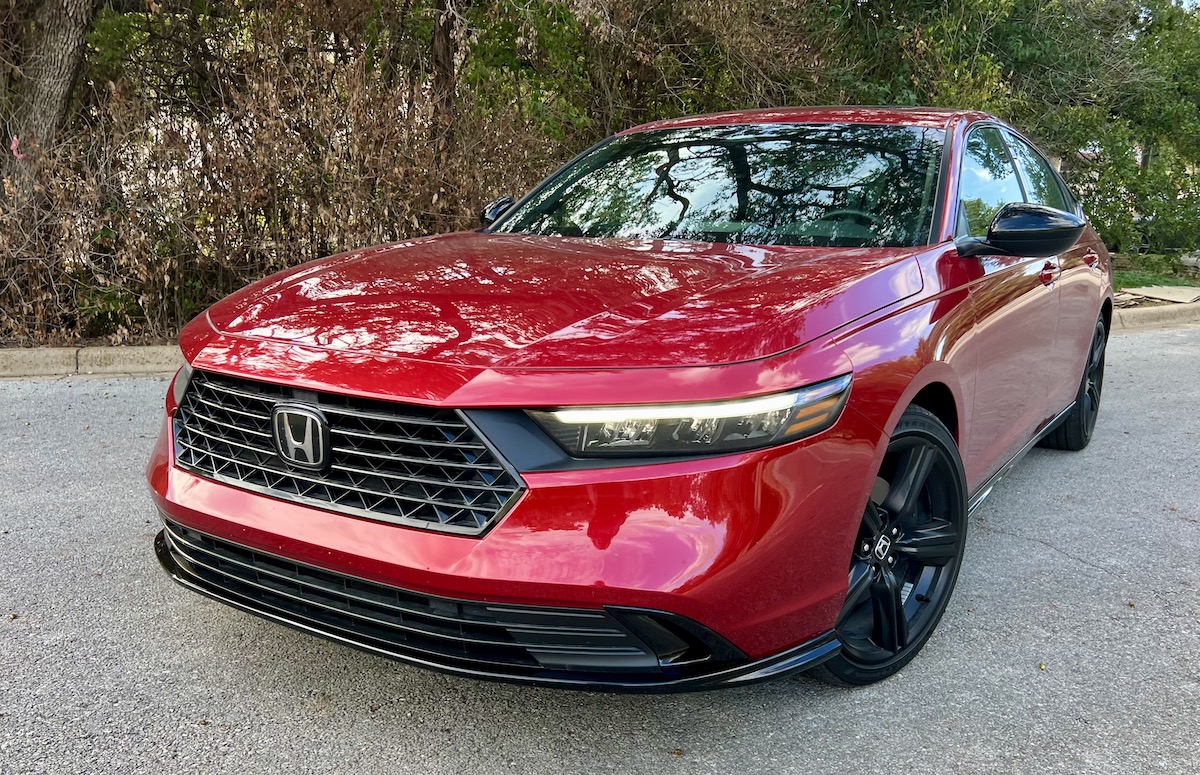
left=550, top=392, right=800, bottom=424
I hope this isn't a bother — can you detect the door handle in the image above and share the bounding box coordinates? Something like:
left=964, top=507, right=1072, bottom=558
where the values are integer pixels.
left=1039, top=262, right=1060, bottom=286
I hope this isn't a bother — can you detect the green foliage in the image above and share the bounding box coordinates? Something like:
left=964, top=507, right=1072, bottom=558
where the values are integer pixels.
left=1111, top=269, right=1194, bottom=290
left=1127, top=0, right=1200, bottom=161
left=463, top=0, right=591, bottom=140
left=87, top=7, right=145, bottom=87
left=77, top=282, right=142, bottom=338
left=1111, top=252, right=1196, bottom=290
left=1126, top=252, right=1188, bottom=275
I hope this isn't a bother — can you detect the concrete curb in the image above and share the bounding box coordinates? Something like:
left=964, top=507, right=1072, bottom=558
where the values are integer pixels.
left=1112, top=301, right=1200, bottom=333
left=1, top=302, right=1196, bottom=378
left=0, top=345, right=183, bottom=378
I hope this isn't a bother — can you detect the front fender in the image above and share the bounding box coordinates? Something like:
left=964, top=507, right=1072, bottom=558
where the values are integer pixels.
left=834, top=288, right=974, bottom=485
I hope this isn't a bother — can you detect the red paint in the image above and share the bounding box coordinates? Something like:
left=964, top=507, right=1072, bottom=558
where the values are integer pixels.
left=150, top=109, right=1111, bottom=663
left=202, top=235, right=923, bottom=371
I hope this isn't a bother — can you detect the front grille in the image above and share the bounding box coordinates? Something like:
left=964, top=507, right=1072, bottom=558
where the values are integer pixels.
left=160, top=520, right=665, bottom=675
left=173, top=370, right=523, bottom=535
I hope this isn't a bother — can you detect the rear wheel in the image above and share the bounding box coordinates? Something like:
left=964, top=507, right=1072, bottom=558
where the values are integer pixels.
left=809, top=406, right=967, bottom=686
left=1039, top=317, right=1107, bottom=451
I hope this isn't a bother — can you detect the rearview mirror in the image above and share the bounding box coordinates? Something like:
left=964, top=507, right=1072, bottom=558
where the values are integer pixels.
left=956, top=202, right=1085, bottom=258
left=480, top=196, right=516, bottom=228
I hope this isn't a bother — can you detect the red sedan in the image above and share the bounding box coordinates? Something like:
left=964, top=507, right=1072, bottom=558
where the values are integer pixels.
left=148, top=107, right=1111, bottom=689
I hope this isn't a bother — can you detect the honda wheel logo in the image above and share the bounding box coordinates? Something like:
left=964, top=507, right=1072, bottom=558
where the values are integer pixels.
left=271, top=404, right=331, bottom=471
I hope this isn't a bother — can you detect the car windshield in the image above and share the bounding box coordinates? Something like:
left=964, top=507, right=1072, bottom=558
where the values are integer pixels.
left=493, top=123, right=945, bottom=248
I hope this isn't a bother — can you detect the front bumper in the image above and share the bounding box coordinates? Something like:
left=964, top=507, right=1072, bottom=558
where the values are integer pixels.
left=149, top=371, right=885, bottom=689
left=154, top=519, right=839, bottom=691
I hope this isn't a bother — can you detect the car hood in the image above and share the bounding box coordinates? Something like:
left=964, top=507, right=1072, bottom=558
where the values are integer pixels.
left=205, top=232, right=924, bottom=369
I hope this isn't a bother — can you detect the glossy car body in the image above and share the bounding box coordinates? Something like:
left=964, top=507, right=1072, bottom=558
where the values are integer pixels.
left=149, top=107, right=1112, bottom=690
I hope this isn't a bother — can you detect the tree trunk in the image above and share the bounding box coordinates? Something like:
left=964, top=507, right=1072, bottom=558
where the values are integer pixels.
left=2, top=0, right=95, bottom=197
left=13, top=0, right=94, bottom=148
left=430, top=0, right=461, bottom=157
left=428, top=0, right=465, bottom=229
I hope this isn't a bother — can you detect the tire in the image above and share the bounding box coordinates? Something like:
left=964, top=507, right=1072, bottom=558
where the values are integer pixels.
left=809, top=406, right=968, bottom=686
left=1039, top=317, right=1107, bottom=452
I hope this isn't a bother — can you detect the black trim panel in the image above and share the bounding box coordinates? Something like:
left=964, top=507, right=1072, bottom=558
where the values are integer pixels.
left=462, top=409, right=705, bottom=472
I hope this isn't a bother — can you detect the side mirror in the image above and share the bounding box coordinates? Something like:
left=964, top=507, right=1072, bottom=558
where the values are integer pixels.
left=480, top=195, right=516, bottom=228
left=956, top=202, right=1085, bottom=258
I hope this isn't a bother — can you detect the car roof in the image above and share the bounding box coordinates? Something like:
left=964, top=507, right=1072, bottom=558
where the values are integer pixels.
left=619, top=106, right=994, bottom=135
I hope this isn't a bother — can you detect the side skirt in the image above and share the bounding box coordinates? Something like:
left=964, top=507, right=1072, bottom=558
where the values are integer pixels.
left=967, top=401, right=1076, bottom=516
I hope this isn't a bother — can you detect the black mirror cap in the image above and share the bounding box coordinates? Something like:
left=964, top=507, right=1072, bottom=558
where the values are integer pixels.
left=480, top=196, right=516, bottom=228
left=957, top=202, right=1086, bottom=258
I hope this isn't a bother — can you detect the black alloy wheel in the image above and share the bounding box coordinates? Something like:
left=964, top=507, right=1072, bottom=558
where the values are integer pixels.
left=1039, top=316, right=1107, bottom=451
left=809, top=405, right=967, bottom=686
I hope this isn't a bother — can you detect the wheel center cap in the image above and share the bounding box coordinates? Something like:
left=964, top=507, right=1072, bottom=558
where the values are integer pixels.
left=873, top=535, right=892, bottom=561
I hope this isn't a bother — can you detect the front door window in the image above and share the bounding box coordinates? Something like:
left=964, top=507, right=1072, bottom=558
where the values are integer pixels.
left=957, top=127, right=1024, bottom=237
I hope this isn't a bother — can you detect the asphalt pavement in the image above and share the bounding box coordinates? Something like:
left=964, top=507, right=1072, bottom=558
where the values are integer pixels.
left=1, top=325, right=1198, bottom=775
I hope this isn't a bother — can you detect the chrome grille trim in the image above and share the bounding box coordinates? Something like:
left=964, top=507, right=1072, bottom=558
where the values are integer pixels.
left=173, top=370, right=525, bottom=535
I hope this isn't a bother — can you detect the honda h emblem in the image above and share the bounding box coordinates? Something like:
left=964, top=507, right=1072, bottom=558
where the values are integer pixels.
left=271, top=404, right=330, bottom=471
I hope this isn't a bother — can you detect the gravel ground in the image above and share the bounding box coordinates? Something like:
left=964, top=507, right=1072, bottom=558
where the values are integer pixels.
left=1, top=325, right=1197, bottom=775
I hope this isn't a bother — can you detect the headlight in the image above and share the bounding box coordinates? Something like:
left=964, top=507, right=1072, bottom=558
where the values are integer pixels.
left=527, top=374, right=851, bottom=458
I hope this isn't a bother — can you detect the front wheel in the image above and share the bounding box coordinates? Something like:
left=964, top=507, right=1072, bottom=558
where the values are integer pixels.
left=809, top=406, right=968, bottom=686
